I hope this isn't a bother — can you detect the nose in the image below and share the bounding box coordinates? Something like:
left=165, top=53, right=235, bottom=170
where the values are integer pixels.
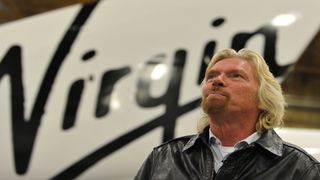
left=212, top=74, right=225, bottom=87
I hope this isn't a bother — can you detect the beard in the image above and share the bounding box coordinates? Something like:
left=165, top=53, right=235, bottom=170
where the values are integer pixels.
left=201, top=94, right=228, bottom=114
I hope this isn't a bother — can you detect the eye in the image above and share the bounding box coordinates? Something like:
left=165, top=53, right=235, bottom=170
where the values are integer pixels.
left=205, top=76, right=213, bottom=83
left=207, top=74, right=213, bottom=79
left=206, top=72, right=218, bottom=82
left=230, top=72, right=243, bottom=79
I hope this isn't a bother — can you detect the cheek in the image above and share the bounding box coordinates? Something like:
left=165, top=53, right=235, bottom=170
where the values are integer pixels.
left=243, top=89, right=258, bottom=103
left=201, top=84, right=210, bottom=97
left=233, top=86, right=257, bottom=100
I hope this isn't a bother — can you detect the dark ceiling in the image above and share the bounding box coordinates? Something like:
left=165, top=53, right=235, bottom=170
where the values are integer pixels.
left=0, top=0, right=97, bottom=24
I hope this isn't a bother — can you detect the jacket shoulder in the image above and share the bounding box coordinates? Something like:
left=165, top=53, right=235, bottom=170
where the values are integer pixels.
left=153, top=134, right=196, bottom=150
left=283, top=141, right=319, bottom=163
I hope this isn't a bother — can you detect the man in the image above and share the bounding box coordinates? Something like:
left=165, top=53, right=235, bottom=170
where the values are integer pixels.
left=134, top=48, right=320, bottom=180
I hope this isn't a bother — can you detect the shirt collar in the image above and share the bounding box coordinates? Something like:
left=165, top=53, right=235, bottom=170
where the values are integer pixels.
left=209, top=129, right=261, bottom=150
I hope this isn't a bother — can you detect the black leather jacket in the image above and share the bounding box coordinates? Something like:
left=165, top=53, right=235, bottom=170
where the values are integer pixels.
left=134, top=128, right=320, bottom=180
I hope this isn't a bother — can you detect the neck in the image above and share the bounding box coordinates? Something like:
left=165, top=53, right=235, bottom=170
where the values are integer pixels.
left=209, top=112, right=258, bottom=146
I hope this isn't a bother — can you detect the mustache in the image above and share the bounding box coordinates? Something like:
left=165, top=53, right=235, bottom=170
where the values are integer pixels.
left=212, top=86, right=220, bottom=91
left=209, top=86, right=229, bottom=97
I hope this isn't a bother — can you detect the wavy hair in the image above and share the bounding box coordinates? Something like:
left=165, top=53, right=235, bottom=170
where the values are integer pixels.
left=197, top=48, right=286, bottom=133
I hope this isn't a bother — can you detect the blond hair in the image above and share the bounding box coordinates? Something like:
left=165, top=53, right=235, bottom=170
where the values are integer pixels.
left=197, top=48, right=286, bottom=133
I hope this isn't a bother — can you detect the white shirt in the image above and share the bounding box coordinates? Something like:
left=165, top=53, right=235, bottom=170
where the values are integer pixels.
left=209, top=130, right=261, bottom=172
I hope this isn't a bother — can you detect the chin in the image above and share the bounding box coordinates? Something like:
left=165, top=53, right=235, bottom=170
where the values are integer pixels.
left=203, top=102, right=226, bottom=114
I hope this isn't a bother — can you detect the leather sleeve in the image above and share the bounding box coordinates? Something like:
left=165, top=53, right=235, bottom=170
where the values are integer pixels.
left=298, top=163, right=320, bottom=180
left=134, top=150, right=155, bottom=180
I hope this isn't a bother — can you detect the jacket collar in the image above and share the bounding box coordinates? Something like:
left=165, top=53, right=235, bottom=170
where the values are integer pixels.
left=183, top=127, right=283, bottom=157
left=182, top=127, right=210, bottom=152
left=255, top=129, right=283, bottom=156
left=182, top=134, right=200, bottom=152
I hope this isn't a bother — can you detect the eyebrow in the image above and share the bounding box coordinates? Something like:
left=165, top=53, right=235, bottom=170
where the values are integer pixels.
left=207, top=68, right=247, bottom=75
left=206, top=69, right=218, bottom=75
left=206, top=68, right=250, bottom=80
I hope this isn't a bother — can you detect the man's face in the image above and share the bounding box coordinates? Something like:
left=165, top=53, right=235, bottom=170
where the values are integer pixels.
left=201, top=57, right=260, bottom=115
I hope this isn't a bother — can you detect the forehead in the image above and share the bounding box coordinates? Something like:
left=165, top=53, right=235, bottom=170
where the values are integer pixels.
left=210, top=57, right=255, bottom=72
